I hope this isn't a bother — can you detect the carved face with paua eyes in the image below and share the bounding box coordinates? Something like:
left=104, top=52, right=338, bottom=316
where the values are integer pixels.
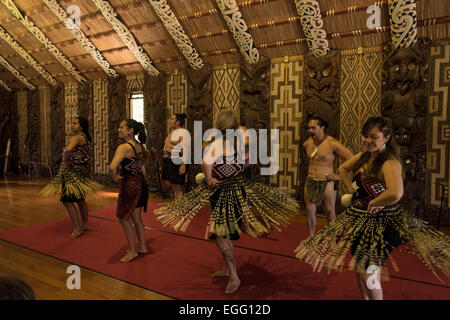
left=384, top=48, right=420, bottom=96
left=304, top=50, right=340, bottom=105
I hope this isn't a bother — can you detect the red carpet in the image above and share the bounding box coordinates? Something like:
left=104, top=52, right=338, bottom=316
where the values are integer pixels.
left=0, top=202, right=449, bottom=300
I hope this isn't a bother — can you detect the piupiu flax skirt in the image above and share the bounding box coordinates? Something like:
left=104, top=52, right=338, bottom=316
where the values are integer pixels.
left=40, top=163, right=102, bottom=202
left=154, top=175, right=300, bottom=240
left=295, top=204, right=450, bottom=282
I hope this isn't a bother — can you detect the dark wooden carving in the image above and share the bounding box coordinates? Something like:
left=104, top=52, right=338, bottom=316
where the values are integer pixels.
left=297, top=49, right=341, bottom=204
left=240, top=57, right=271, bottom=184
left=0, top=88, right=18, bottom=174
left=50, top=83, right=65, bottom=173
left=186, top=64, right=213, bottom=188
left=27, top=89, right=40, bottom=174
left=240, top=57, right=270, bottom=130
left=144, top=72, right=167, bottom=192
left=78, top=81, right=94, bottom=175
left=108, top=76, right=127, bottom=165
left=381, top=38, right=431, bottom=220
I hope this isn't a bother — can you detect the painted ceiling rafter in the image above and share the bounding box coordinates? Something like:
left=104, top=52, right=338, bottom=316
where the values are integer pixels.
left=43, top=0, right=119, bottom=78
left=148, top=0, right=204, bottom=70
left=0, top=25, right=58, bottom=86
left=389, top=0, right=418, bottom=48
left=0, top=54, right=35, bottom=89
left=214, top=0, right=260, bottom=64
left=0, top=0, right=86, bottom=83
left=91, top=0, right=159, bottom=76
left=294, top=0, right=330, bottom=57
left=0, top=79, right=12, bottom=91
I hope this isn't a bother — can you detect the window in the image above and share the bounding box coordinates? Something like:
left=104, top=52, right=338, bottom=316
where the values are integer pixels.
left=130, top=93, right=144, bottom=123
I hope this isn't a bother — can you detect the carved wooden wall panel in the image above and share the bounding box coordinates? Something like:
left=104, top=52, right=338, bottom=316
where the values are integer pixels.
left=298, top=49, right=340, bottom=204
left=144, top=73, right=167, bottom=191
left=186, top=64, right=213, bottom=187
left=240, top=57, right=271, bottom=184
left=381, top=38, right=431, bottom=220
left=27, top=89, right=40, bottom=174
left=50, top=84, right=65, bottom=173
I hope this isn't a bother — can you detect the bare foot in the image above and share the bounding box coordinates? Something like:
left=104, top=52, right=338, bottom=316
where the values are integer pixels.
left=82, top=224, right=89, bottom=231
left=225, top=278, right=241, bottom=294
left=70, top=229, right=83, bottom=238
left=137, top=247, right=148, bottom=255
left=212, top=270, right=229, bottom=278
left=120, top=251, right=138, bottom=263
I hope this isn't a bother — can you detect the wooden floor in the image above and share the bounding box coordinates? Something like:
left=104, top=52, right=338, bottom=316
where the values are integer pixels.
left=0, top=175, right=173, bottom=300
left=1, top=175, right=448, bottom=300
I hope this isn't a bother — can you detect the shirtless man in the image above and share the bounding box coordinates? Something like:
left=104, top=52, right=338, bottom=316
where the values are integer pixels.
left=303, top=115, right=353, bottom=236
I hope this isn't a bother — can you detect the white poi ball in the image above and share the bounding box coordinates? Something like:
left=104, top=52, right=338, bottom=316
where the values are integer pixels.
left=195, top=173, right=206, bottom=184
left=341, top=194, right=353, bottom=207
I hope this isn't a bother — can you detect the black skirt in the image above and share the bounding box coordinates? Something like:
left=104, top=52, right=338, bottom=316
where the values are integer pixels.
left=161, top=157, right=187, bottom=185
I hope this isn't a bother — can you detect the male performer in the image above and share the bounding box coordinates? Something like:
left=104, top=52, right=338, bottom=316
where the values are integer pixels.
left=303, top=115, right=353, bottom=236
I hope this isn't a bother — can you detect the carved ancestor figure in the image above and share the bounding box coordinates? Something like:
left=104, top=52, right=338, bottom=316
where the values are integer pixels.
left=381, top=38, right=430, bottom=220
left=50, top=83, right=65, bottom=173
left=240, top=57, right=270, bottom=130
left=144, top=73, right=167, bottom=193
left=78, top=81, right=94, bottom=174
left=108, top=76, right=127, bottom=165
left=240, top=57, right=271, bottom=183
left=27, top=90, right=40, bottom=169
left=298, top=49, right=340, bottom=203
left=186, top=65, right=213, bottom=187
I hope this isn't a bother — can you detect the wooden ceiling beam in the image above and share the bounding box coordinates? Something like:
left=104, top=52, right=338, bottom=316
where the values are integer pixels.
left=214, top=0, right=260, bottom=64
left=0, top=25, right=58, bottom=86
left=91, top=0, right=159, bottom=76
left=0, top=54, right=35, bottom=89
left=43, top=0, right=119, bottom=78
left=148, top=0, right=204, bottom=70
left=0, top=0, right=86, bottom=83
left=0, top=79, right=13, bottom=91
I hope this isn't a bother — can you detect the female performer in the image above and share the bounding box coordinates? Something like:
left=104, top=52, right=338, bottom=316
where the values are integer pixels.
left=40, top=117, right=102, bottom=238
left=295, top=117, right=450, bottom=300
left=162, top=113, right=188, bottom=198
left=155, top=109, right=300, bottom=293
left=109, top=119, right=150, bottom=263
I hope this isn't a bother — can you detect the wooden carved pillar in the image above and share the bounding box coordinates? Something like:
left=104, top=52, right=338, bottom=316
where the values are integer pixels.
left=27, top=89, right=40, bottom=174
left=186, top=64, right=213, bottom=188
left=50, top=83, right=65, bottom=173
left=298, top=49, right=340, bottom=204
left=240, top=57, right=270, bottom=183
left=144, top=72, right=167, bottom=191
left=381, top=38, right=431, bottom=220
left=0, top=88, right=18, bottom=173
left=78, top=81, right=94, bottom=174
left=108, top=76, right=127, bottom=176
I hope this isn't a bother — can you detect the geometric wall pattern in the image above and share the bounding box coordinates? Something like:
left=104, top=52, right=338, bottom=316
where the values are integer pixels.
left=17, top=91, right=28, bottom=164
left=127, top=73, right=145, bottom=93
left=64, top=83, right=78, bottom=144
left=212, top=64, right=240, bottom=120
left=340, top=48, right=382, bottom=155
left=166, top=71, right=187, bottom=132
left=39, top=85, right=51, bottom=166
left=427, top=45, right=450, bottom=208
left=270, top=56, right=303, bottom=193
left=93, top=79, right=109, bottom=175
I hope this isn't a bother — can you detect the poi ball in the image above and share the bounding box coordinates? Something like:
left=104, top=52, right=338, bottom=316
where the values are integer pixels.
left=341, top=194, right=353, bottom=207
left=195, top=173, right=206, bottom=184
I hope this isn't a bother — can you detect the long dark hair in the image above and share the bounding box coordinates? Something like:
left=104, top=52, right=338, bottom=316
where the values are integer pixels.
left=175, top=113, right=187, bottom=127
left=75, top=116, right=92, bottom=142
left=353, top=117, right=401, bottom=177
left=125, top=119, right=147, bottom=144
